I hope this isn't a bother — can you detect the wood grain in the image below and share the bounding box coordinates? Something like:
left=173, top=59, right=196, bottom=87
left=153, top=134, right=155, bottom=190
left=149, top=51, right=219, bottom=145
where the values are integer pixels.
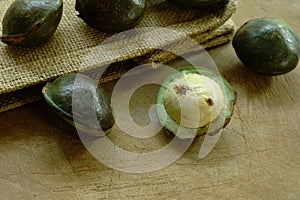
left=0, top=0, right=300, bottom=199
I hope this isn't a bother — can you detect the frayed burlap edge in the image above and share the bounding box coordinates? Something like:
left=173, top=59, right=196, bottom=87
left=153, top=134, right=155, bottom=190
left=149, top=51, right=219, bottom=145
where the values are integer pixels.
left=0, top=26, right=235, bottom=113
left=135, top=19, right=235, bottom=64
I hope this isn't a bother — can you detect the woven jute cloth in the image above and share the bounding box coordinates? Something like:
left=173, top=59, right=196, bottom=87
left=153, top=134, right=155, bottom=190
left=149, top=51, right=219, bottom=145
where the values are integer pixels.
left=0, top=0, right=237, bottom=113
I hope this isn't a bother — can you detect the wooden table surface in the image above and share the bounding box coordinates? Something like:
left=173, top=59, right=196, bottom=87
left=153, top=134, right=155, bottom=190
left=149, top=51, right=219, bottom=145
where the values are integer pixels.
left=1, top=0, right=299, bottom=199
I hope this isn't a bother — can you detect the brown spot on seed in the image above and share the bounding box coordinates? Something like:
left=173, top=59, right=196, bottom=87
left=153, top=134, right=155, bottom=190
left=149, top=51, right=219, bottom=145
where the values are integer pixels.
left=206, top=98, right=214, bottom=106
left=173, top=85, right=187, bottom=96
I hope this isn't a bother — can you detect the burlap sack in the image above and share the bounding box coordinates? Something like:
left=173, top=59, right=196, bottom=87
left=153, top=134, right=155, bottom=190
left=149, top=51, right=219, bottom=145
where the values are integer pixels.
left=0, top=0, right=237, bottom=113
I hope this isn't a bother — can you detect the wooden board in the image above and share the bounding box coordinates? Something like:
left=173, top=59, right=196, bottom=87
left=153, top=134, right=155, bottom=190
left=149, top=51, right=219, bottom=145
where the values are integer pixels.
left=0, top=0, right=299, bottom=199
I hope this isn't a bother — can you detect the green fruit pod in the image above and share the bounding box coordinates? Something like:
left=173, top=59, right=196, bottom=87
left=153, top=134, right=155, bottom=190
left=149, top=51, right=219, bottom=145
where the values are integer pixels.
left=156, top=66, right=236, bottom=139
left=75, top=0, right=145, bottom=33
left=1, top=0, right=63, bottom=47
left=42, top=73, right=115, bottom=137
left=232, top=18, right=300, bottom=75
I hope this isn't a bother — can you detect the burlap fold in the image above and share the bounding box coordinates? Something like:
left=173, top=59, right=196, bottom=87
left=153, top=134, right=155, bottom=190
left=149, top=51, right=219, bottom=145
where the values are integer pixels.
left=0, top=0, right=237, bottom=113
